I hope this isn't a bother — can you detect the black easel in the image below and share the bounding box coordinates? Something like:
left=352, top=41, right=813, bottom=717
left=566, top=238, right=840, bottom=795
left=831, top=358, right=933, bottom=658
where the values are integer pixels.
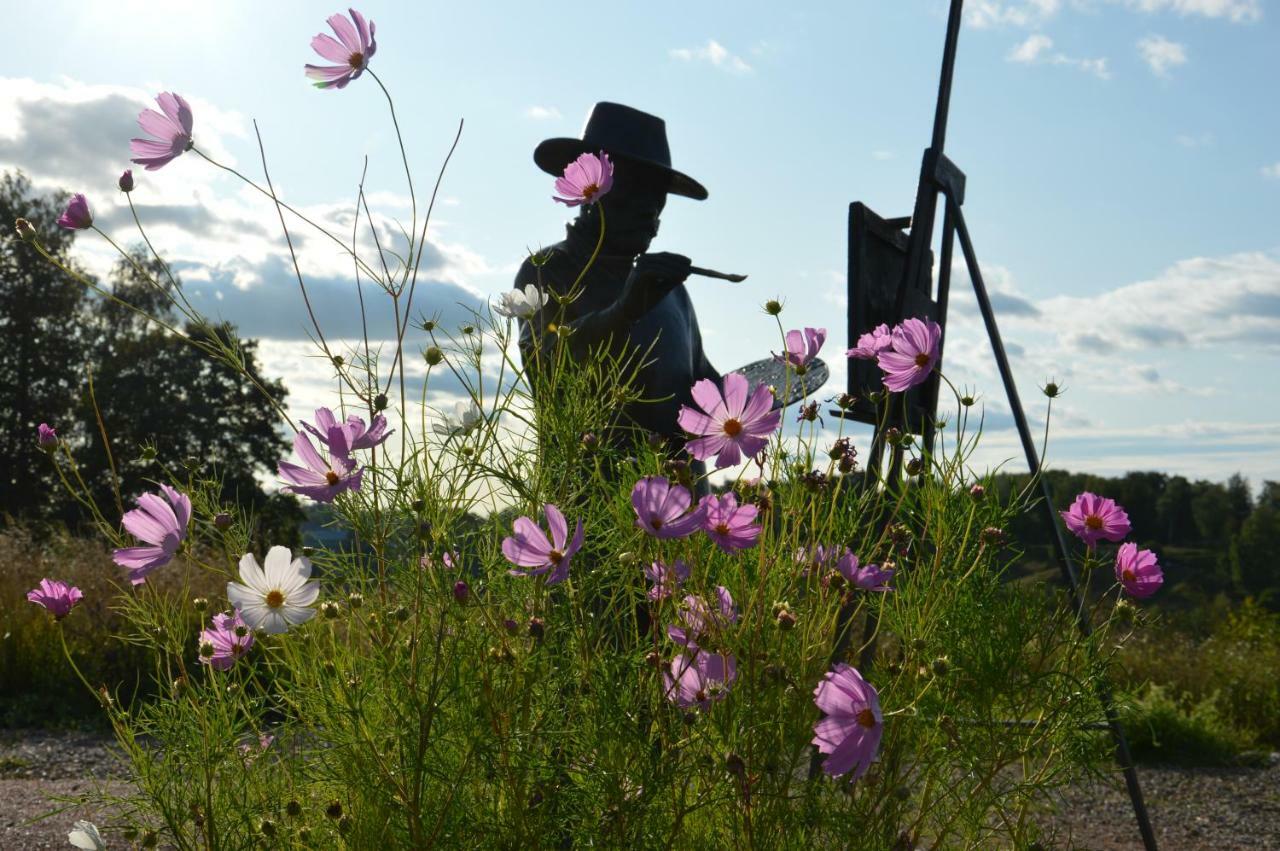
left=834, top=2, right=1159, bottom=847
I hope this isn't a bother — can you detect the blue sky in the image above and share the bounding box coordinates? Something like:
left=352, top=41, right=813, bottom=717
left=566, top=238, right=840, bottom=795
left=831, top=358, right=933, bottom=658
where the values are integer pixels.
left=4, top=0, right=1278, bottom=485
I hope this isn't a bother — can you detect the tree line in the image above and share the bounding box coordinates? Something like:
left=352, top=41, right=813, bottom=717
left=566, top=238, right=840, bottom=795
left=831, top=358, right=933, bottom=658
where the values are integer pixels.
left=1, top=171, right=300, bottom=542
left=992, top=469, right=1279, bottom=604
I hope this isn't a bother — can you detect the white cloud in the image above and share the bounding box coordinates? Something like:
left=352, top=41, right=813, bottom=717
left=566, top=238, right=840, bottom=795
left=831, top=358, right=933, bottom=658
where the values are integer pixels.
left=871, top=150, right=895, bottom=161
left=669, top=40, right=753, bottom=74
left=1261, top=162, right=1280, bottom=179
left=968, top=0, right=1063, bottom=28
left=1176, top=131, right=1214, bottom=147
left=1119, top=0, right=1262, bottom=23
left=1137, top=34, right=1188, bottom=76
left=1008, top=33, right=1055, bottom=62
left=1006, top=34, right=1111, bottom=78
left=524, top=105, right=561, bottom=121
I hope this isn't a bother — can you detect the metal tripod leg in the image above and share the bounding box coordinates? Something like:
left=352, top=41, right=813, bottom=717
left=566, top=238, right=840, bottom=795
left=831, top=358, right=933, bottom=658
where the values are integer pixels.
left=950, top=198, right=1159, bottom=851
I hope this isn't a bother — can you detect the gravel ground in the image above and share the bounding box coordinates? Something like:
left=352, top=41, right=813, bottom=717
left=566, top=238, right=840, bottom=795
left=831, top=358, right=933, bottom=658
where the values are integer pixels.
left=2, top=729, right=1277, bottom=849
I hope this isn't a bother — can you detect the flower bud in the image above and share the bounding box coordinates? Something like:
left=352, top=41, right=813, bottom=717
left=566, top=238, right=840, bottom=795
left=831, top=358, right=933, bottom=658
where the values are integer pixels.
left=905, top=458, right=923, bottom=476
left=580, top=432, right=599, bottom=452
left=885, top=427, right=903, bottom=447
left=931, top=656, right=950, bottom=677
left=503, top=618, right=519, bottom=634
left=421, top=319, right=437, bottom=332
left=1041, top=381, right=1062, bottom=399
left=233, top=624, right=249, bottom=639
left=725, top=752, right=746, bottom=776
left=645, top=651, right=662, bottom=669
left=391, top=605, right=410, bottom=623
left=199, top=640, right=215, bottom=659
left=325, top=801, right=344, bottom=820
left=347, top=592, right=364, bottom=609
left=980, top=526, right=1006, bottom=546
left=118, top=169, right=134, bottom=192
left=775, top=609, right=797, bottom=630
left=36, top=423, right=57, bottom=450
left=373, top=393, right=388, bottom=412
left=332, top=354, right=345, bottom=368
left=960, top=394, right=975, bottom=407
left=14, top=217, right=36, bottom=241
left=1114, top=599, right=1137, bottom=624
left=298, top=828, right=312, bottom=842
left=285, top=799, right=303, bottom=818
left=321, top=601, right=340, bottom=620
left=527, top=617, right=545, bottom=640
left=411, top=498, right=426, bottom=512
left=461, top=324, right=475, bottom=335
left=911, top=637, right=928, bottom=653
left=259, top=819, right=277, bottom=838
left=764, top=299, right=783, bottom=315
left=452, top=580, right=470, bottom=604
left=141, top=831, right=159, bottom=848
left=425, top=346, right=444, bottom=366
left=213, top=512, right=233, bottom=530
left=836, top=392, right=857, bottom=410
left=969, top=484, right=985, bottom=500
left=193, top=596, right=209, bottom=612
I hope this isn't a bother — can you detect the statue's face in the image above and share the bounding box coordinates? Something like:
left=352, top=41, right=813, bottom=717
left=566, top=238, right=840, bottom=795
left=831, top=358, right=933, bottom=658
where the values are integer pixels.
left=599, top=161, right=668, bottom=256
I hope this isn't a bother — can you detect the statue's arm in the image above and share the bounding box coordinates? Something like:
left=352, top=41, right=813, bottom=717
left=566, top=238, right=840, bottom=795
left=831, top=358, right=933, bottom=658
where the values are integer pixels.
left=514, top=256, right=631, bottom=364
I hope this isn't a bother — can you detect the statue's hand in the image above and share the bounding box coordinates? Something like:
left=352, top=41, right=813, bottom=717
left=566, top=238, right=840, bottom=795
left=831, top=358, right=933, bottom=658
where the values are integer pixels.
left=620, top=252, right=692, bottom=320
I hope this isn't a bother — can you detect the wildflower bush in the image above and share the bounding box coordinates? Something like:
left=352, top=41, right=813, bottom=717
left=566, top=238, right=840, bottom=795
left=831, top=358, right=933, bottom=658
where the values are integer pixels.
left=17, top=9, right=1170, bottom=849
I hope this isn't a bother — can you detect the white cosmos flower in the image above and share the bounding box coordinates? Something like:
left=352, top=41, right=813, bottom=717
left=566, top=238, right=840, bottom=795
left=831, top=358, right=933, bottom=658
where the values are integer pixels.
left=432, top=400, right=484, bottom=437
left=68, top=820, right=106, bottom=850
left=227, top=546, right=320, bottom=635
left=494, top=283, right=548, bottom=319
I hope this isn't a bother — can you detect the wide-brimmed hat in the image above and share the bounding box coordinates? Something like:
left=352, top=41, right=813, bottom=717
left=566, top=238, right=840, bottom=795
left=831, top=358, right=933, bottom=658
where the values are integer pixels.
left=534, top=102, right=708, bottom=201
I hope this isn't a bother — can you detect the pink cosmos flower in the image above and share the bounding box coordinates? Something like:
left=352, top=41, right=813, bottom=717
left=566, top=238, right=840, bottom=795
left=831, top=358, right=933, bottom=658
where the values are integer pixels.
left=644, top=559, right=691, bottom=601
left=1115, top=542, right=1163, bottom=599
left=302, top=406, right=391, bottom=451
left=795, top=544, right=840, bottom=577
left=130, top=92, right=193, bottom=171
left=836, top=552, right=895, bottom=592
left=56, top=194, right=93, bottom=230
left=112, top=484, right=192, bottom=584
left=238, top=733, right=275, bottom=762
left=501, top=503, right=584, bottom=585
left=812, top=663, right=884, bottom=780
left=663, top=651, right=737, bottom=711
left=631, top=477, right=705, bottom=539
left=553, top=151, right=614, bottom=206
left=699, top=492, right=762, bottom=553
left=774, top=327, right=826, bottom=371
left=677, top=373, right=781, bottom=470
left=198, top=610, right=255, bottom=671
left=846, top=323, right=893, bottom=360
left=1061, top=492, right=1131, bottom=549
left=36, top=423, right=57, bottom=449
left=26, top=579, right=83, bottom=620
left=876, top=318, right=942, bottom=393
left=667, top=587, right=737, bottom=649
left=278, top=429, right=363, bottom=503
left=420, top=550, right=459, bottom=570
left=305, top=9, right=377, bottom=90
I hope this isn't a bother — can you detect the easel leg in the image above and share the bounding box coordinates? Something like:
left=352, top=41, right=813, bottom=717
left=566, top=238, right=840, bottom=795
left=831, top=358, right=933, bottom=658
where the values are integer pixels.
left=951, top=200, right=1159, bottom=851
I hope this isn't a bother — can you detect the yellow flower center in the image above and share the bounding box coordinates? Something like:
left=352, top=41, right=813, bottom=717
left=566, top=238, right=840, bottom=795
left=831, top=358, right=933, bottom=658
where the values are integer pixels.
left=1122, top=568, right=1136, bottom=582
left=722, top=418, right=743, bottom=437
left=650, top=516, right=664, bottom=530
left=349, top=51, right=365, bottom=69
left=325, top=470, right=340, bottom=486
left=856, top=708, right=877, bottom=728
left=581, top=183, right=599, bottom=201
left=548, top=549, right=564, bottom=565
left=715, top=523, right=730, bottom=536
left=1084, top=515, right=1104, bottom=531
left=914, top=353, right=931, bottom=368
left=265, top=590, right=285, bottom=609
